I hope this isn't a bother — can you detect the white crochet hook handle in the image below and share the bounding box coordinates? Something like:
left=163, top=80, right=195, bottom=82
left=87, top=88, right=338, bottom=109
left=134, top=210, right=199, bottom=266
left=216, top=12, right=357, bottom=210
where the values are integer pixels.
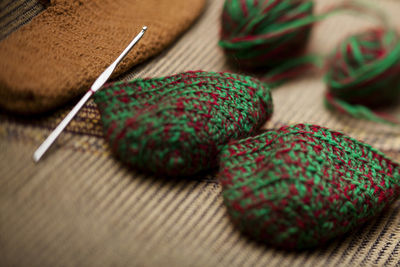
left=33, top=26, right=147, bottom=162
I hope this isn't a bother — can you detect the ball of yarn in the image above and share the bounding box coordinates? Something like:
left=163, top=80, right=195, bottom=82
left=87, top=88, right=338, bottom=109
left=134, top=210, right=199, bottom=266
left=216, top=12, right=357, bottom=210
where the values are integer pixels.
left=218, top=123, right=400, bottom=249
left=325, top=28, right=400, bottom=123
left=219, top=0, right=314, bottom=68
left=94, top=71, right=273, bottom=177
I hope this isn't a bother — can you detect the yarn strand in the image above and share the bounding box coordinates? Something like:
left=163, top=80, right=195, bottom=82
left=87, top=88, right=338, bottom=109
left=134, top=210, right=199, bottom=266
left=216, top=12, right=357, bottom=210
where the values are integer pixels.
left=262, top=54, right=323, bottom=88
left=325, top=93, right=400, bottom=124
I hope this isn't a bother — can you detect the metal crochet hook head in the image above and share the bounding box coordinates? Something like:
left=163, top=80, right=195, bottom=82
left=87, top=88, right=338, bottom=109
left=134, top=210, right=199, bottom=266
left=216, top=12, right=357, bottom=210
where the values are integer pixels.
left=33, top=26, right=147, bottom=162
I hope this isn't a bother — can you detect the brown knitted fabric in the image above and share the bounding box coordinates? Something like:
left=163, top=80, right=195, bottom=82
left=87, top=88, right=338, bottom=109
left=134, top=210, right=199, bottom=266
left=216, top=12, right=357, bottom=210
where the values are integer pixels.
left=0, top=0, right=206, bottom=114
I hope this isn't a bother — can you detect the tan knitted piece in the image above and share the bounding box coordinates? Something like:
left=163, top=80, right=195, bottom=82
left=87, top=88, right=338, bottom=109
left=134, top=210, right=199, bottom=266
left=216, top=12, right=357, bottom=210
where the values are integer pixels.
left=0, top=0, right=206, bottom=114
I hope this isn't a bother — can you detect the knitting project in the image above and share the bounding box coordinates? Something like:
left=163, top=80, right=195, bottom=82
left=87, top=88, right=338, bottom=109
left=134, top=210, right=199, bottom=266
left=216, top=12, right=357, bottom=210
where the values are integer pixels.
left=0, top=0, right=206, bottom=113
left=219, top=123, right=400, bottom=249
left=94, top=71, right=273, bottom=176
left=219, top=0, right=314, bottom=68
left=325, top=28, right=400, bottom=124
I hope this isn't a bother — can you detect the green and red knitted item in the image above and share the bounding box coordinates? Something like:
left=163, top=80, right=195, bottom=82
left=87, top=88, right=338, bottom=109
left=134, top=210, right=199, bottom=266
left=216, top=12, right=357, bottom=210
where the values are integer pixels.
left=325, top=28, right=400, bottom=124
left=94, top=71, right=273, bottom=176
left=218, top=123, right=400, bottom=250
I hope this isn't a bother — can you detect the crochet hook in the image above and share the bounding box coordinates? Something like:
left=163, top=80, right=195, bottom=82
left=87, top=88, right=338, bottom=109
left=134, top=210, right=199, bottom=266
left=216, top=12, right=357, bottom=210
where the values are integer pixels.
left=33, top=26, right=147, bottom=162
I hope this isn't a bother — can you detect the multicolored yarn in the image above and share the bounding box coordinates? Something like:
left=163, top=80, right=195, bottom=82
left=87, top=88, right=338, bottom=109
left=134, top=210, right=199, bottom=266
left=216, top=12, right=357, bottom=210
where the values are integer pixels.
left=94, top=71, right=273, bottom=176
left=219, top=0, right=394, bottom=89
left=325, top=28, right=400, bottom=124
left=218, top=123, right=400, bottom=249
left=219, top=0, right=315, bottom=68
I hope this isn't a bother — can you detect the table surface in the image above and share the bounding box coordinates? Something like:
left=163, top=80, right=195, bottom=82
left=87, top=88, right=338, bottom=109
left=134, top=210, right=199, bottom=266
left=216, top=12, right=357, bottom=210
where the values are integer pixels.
left=1, top=0, right=400, bottom=266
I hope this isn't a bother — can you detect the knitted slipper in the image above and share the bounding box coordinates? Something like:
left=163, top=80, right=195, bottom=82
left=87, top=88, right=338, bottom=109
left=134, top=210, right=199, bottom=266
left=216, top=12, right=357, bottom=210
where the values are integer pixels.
left=219, top=124, right=400, bottom=249
left=0, top=0, right=205, bottom=114
left=94, top=71, right=273, bottom=177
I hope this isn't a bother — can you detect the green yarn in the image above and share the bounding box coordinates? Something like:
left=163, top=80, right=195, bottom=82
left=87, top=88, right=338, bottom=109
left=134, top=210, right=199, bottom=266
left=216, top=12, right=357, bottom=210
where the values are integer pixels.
left=219, top=123, right=400, bottom=249
left=219, top=0, right=396, bottom=92
left=218, top=0, right=352, bottom=88
left=94, top=71, right=273, bottom=176
left=219, top=0, right=315, bottom=68
left=325, top=28, right=400, bottom=124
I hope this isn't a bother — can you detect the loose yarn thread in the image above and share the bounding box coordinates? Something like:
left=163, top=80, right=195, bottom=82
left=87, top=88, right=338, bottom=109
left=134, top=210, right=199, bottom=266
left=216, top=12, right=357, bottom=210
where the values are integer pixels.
left=325, top=28, right=400, bottom=124
left=219, top=123, right=400, bottom=249
left=94, top=71, right=273, bottom=177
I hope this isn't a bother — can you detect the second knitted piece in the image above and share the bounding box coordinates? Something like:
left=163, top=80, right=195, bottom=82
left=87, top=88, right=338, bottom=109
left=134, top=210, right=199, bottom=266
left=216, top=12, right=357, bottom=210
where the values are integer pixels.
left=94, top=71, right=273, bottom=176
left=219, top=123, right=400, bottom=249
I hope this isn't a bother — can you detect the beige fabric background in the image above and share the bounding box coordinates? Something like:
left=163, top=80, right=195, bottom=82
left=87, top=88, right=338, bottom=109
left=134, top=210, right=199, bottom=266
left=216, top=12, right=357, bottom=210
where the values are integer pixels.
left=1, top=0, right=400, bottom=266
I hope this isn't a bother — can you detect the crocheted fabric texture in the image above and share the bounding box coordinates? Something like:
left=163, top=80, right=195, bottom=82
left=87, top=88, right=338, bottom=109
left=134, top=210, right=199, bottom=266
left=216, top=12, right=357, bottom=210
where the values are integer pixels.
left=218, top=123, right=400, bottom=250
left=94, top=71, right=273, bottom=176
left=0, top=0, right=205, bottom=114
left=324, top=28, right=400, bottom=123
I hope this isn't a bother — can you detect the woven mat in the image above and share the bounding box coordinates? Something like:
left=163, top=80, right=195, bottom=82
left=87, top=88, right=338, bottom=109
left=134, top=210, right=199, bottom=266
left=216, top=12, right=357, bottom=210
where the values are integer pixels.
left=1, top=0, right=400, bottom=266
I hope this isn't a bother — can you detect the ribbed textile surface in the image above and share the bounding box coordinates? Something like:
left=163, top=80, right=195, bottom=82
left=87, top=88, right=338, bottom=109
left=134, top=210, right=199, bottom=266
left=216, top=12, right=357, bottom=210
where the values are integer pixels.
left=0, top=0, right=205, bottom=113
left=1, top=0, right=400, bottom=266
